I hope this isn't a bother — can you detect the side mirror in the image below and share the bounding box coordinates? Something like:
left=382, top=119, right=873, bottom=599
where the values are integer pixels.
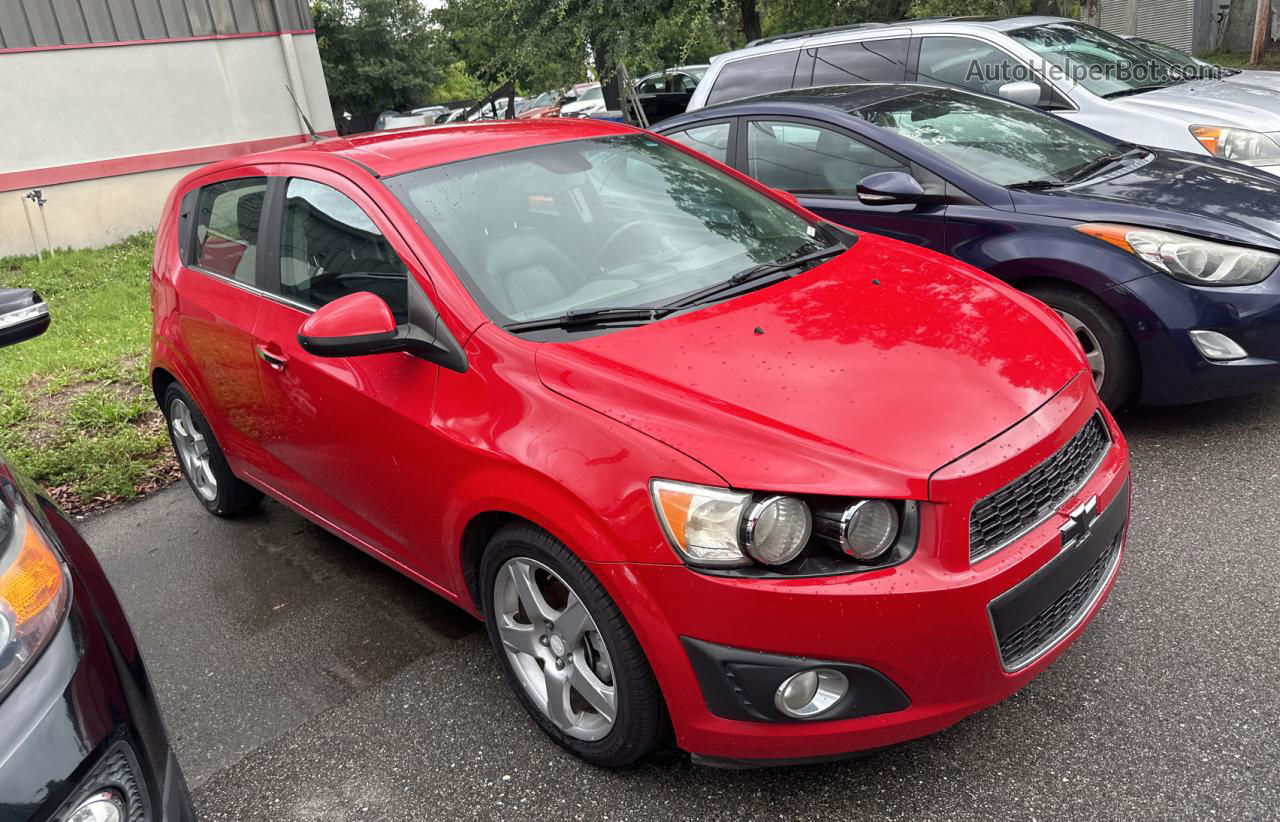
left=856, top=171, right=927, bottom=206
left=998, top=81, right=1043, bottom=107
left=297, top=291, right=467, bottom=371
left=772, top=188, right=800, bottom=206
left=0, top=288, right=50, bottom=348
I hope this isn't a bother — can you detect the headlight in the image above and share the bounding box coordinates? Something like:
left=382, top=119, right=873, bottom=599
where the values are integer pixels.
left=0, top=507, right=69, bottom=697
left=651, top=480, right=907, bottom=570
left=1190, top=125, right=1280, bottom=166
left=650, top=480, right=753, bottom=567
left=742, top=496, right=812, bottom=565
left=1076, top=223, right=1278, bottom=286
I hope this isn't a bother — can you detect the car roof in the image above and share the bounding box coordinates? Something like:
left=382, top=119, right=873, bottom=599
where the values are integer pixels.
left=676, top=82, right=976, bottom=120
left=712, top=15, right=1074, bottom=61
left=211, top=119, right=636, bottom=179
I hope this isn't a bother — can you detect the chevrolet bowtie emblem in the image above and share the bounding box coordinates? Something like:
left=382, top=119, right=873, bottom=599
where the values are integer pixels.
left=1060, top=495, right=1099, bottom=551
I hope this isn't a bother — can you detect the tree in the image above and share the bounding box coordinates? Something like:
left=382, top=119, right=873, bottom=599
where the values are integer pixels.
left=312, top=0, right=449, bottom=116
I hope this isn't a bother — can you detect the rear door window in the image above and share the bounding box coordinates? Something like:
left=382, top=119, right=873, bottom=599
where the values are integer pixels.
left=705, top=50, right=802, bottom=105
left=277, top=179, right=410, bottom=322
left=193, top=178, right=267, bottom=285
left=806, top=38, right=910, bottom=86
left=664, top=123, right=732, bottom=164
left=746, top=120, right=909, bottom=197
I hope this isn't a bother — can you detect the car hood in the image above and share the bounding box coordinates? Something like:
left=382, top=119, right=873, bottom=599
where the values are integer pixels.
left=1010, top=150, right=1280, bottom=249
left=1116, top=78, right=1280, bottom=131
left=535, top=233, right=1083, bottom=499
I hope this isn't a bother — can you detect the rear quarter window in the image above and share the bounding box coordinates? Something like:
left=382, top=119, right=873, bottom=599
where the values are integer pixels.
left=706, top=50, right=802, bottom=105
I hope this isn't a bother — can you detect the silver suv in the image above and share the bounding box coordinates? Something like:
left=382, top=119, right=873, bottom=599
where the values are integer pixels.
left=688, top=16, right=1280, bottom=174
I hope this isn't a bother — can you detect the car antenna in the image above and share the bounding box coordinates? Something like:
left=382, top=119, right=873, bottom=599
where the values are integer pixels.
left=285, top=84, right=322, bottom=142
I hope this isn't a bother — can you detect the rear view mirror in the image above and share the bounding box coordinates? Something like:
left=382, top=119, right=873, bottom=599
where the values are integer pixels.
left=999, top=81, right=1043, bottom=107
left=297, top=291, right=467, bottom=372
left=0, top=288, right=50, bottom=348
left=857, top=172, right=927, bottom=206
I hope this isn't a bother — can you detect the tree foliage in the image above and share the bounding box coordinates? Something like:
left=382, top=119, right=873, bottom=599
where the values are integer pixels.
left=313, top=0, right=451, bottom=114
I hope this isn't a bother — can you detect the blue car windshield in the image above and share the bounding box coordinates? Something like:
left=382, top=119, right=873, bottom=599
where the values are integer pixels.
left=855, top=88, right=1119, bottom=187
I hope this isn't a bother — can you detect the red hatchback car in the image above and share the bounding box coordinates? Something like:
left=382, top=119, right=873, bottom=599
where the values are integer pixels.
left=149, top=119, right=1130, bottom=767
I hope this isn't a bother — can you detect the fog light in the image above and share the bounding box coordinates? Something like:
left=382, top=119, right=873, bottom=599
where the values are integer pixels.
left=67, top=791, right=125, bottom=822
left=1190, top=329, right=1247, bottom=361
left=774, top=668, right=849, bottom=718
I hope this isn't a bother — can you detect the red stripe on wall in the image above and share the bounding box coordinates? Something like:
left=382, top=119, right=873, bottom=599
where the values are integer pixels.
left=0, top=29, right=316, bottom=56
left=0, top=131, right=340, bottom=193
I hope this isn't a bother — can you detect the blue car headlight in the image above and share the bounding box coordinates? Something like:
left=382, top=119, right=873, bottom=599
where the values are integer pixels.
left=1077, top=223, right=1279, bottom=286
left=0, top=507, right=70, bottom=697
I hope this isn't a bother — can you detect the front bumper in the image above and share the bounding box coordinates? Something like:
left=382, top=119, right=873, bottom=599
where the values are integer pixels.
left=592, top=379, right=1131, bottom=764
left=1103, top=272, right=1280, bottom=405
left=0, top=495, right=193, bottom=822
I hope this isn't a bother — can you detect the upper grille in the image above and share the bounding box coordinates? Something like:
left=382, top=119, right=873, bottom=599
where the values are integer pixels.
left=995, top=532, right=1122, bottom=670
left=969, top=414, right=1110, bottom=562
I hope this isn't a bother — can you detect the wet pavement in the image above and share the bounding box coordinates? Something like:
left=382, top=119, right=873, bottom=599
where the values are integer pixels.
left=82, top=389, right=1280, bottom=821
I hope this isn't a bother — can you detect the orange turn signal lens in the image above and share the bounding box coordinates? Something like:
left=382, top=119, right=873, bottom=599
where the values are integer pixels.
left=1190, top=125, right=1222, bottom=156
left=1, top=516, right=65, bottom=628
left=1074, top=223, right=1136, bottom=253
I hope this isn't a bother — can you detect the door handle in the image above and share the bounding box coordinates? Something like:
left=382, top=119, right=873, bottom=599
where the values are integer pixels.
left=256, top=344, right=287, bottom=370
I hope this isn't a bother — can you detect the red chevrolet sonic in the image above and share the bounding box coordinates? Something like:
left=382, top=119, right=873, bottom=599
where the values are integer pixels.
left=149, top=119, right=1130, bottom=767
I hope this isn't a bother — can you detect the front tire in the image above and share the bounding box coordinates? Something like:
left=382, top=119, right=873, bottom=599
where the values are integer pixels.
left=162, top=383, right=262, bottom=517
left=1023, top=283, right=1138, bottom=410
left=481, top=523, right=666, bottom=767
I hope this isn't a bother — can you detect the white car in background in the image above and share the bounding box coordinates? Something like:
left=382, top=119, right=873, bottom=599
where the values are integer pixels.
left=559, top=83, right=606, bottom=117
left=688, top=16, right=1280, bottom=174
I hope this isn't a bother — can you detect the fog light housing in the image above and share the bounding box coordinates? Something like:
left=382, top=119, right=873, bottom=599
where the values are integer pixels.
left=66, top=791, right=125, bottom=822
left=1189, top=329, right=1247, bottom=361
left=774, top=668, right=849, bottom=718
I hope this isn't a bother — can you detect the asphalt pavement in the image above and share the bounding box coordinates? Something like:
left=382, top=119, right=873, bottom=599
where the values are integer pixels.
left=82, top=390, right=1280, bottom=821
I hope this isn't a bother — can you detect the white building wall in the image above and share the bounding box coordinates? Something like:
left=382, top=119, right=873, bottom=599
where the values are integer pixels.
left=0, top=33, right=333, bottom=256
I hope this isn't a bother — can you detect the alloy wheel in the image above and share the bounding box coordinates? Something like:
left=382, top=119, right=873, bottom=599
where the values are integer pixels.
left=492, top=557, right=617, bottom=741
left=168, top=397, right=217, bottom=501
left=1055, top=309, right=1106, bottom=392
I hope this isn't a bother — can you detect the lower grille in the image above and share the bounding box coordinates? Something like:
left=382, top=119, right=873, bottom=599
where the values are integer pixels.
left=994, top=533, right=1122, bottom=670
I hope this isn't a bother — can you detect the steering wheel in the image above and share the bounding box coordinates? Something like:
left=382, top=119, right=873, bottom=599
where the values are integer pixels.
left=592, top=220, right=670, bottom=270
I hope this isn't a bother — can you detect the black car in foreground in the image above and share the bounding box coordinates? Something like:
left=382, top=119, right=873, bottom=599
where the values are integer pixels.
left=0, top=288, right=193, bottom=822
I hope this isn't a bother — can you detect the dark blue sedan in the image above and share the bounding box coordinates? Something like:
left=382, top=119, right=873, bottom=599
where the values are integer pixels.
left=656, top=84, right=1280, bottom=407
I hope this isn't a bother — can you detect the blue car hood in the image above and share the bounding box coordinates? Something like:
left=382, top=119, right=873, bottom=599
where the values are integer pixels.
left=1009, top=150, right=1280, bottom=250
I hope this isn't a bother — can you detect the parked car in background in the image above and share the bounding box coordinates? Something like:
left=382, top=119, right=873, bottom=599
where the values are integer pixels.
left=1123, top=35, right=1280, bottom=92
left=150, top=119, right=1128, bottom=768
left=437, top=107, right=469, bottom=124
left=0, top=288, right=194, bottom=821
left=559, top=83, right=605, bottom=117
left=518, top=89, right=567, bottom=119
left=632, top=64, right=708, bottom=123
left=661, top=83, right=1280, bottom=407
left=689, top=17, right=1280, bottom=175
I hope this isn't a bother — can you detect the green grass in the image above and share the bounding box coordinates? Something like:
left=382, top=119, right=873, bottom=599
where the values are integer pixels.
left=1200, top=50, right=1280, bottom=70
left=0, top=234, right=175, bottom=512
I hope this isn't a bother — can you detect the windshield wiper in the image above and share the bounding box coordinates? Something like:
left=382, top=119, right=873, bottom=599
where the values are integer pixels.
left=504, top=305, right=674, bottom=333
left=665, top=243, right=846, bottom=309
left=1060, top=146, right=1145, bottom=184
left=1101, top=84, right=1172, bottom=99
left=1007, top=178, right=1064, bottom=190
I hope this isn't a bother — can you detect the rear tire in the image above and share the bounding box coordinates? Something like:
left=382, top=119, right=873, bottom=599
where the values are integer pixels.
left=1023, top=283, right=1138, bottom=410
left=481, top=523, right=666, bottom=767
left=162, top=383, right=262, bottom=517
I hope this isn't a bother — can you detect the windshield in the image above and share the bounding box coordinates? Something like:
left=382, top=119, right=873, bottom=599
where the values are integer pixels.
left=857, top=88, right=1121, bottom=187
left=1009, top=22, right=1177, bottom=97
left=385, top=134, right=829, bottom=326
left=532, top=91, right=558, bottom=107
